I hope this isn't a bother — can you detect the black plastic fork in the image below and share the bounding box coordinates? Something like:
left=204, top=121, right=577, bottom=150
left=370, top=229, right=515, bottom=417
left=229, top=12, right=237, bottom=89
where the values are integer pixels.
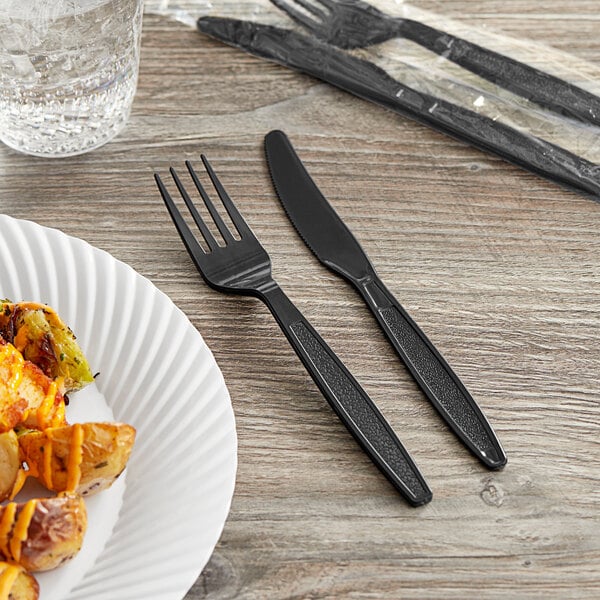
left=155, top=157, right=432, bottom=506
left=269, top=0, right=600, bottom=127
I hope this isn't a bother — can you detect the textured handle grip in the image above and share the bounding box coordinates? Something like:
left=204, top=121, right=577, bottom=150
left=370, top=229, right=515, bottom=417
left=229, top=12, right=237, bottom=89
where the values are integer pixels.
left=360, top=277, right=506, bottom=469
left=402, top=20, right=600, bottom=127
left=262, top=285, right=431, bottom=506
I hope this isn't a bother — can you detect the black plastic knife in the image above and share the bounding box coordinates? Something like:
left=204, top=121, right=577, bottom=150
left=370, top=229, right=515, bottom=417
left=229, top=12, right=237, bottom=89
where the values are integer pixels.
left=265, top=129, right=507, bottom=469
left=197, top=16, right=600, bottom=202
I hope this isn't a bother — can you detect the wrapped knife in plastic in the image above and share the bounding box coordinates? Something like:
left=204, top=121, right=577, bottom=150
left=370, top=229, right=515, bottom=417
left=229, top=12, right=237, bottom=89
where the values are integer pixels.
left=148, top=0, right=600, bottom=202
left=197, top=16, right=600, bottom=200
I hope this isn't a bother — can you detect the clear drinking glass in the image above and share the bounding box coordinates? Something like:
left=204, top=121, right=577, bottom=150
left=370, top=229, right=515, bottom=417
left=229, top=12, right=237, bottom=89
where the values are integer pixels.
left=0, top=0, right=144, bottom=157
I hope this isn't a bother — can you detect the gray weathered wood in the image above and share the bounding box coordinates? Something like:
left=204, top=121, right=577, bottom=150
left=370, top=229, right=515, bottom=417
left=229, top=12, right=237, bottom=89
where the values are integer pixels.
left=0, top=1, right=599, bottom=598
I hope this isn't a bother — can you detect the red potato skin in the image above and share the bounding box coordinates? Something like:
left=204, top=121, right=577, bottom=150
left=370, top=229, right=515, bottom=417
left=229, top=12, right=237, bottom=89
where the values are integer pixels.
left=0, top=494, right=87, bottom=572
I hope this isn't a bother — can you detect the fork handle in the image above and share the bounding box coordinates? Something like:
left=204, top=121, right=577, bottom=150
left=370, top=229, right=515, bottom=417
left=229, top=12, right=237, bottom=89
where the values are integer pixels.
left=259, top=283, right=431, bottom=506
left=355, top=273, right=506, bottom=469
left=397, top=19, right=600, bottom=127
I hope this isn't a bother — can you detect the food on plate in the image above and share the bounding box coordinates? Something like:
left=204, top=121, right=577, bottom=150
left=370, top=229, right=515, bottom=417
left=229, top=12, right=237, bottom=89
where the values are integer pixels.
left=0, top=562, right=39, bottom=600
left=0, top=431, right=19, bottom=502
left=0, top=494, right=87, bottom=572
left=0, top=300, right=136, bottom=597
left=0, top=338, right=67, bottom=434
left=17, top=422, right=136, bottom=497
left=0, top=302, right=94, bottom=394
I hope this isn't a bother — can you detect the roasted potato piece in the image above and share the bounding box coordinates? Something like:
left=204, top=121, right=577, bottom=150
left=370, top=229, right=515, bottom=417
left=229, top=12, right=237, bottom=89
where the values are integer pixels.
left=0, top=338, right=66, bottom=433
left=0, top=493, right=87, bottom=572
left=0, top=302, right=93, bottom=393
left=0, top=430, right=19, bottom=501
left=0, top=562, right=39, bottom=600
left=18, top=422, right=136, bottom=496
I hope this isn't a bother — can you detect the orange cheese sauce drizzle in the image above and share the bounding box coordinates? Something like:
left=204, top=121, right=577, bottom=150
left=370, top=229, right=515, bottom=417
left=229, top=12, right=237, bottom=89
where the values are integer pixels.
left=36, top=380, right=58, bottom=429
left=43, top=439, right=54, bottom=490
left=0, top=563, right=20, bottom=599
left=66, top=423, right=84, bottom=492
left=52, top=391, right=66, bottom=427
left=0, top=504, right=16, bottom=560
left=8, top=469, right=28, bottom=501
left=9, top=499, right=36, bottom=564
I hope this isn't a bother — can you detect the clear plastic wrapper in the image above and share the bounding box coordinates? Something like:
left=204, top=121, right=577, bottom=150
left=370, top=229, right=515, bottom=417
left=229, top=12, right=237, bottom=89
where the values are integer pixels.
left=145, top=0, right=600, bottom=199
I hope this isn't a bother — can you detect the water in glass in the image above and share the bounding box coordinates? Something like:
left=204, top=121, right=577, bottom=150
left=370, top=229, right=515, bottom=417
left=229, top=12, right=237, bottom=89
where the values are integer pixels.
left=0, top=0, right=143, bottom=157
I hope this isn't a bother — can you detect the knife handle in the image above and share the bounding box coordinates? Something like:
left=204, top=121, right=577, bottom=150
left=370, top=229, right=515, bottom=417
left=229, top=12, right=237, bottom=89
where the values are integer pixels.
left=259, top=283, right=431, bottom=506
left=356, top=274, right=506, bottom=469
left=398, top=19, right=600, bottom=128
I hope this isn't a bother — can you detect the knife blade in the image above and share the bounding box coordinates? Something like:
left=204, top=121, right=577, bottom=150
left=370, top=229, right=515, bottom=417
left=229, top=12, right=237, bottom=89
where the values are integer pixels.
left=197, top=16, right=600, bottom=202
left=265, top=129, right=507, bottom=469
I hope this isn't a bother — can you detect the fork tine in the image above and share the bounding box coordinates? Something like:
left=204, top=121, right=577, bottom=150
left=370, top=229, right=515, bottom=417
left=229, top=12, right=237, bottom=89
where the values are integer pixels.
left=155, top=173, right=211, bottom=261
left=185, top=161, right=236, bottom=244
left=200, top=155, right=253, bottom=239
left=269, top=0, right=324, bottom=30
left=170, top=167, right=220, bottom=252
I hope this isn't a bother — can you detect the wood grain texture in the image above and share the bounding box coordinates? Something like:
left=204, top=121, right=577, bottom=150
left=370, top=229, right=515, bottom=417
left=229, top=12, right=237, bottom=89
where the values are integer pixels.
left=1, top=1, right=599, bottom=598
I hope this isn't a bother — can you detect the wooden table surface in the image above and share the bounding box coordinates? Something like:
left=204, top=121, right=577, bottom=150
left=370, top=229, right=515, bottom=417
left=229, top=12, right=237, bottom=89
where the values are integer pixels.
left=1, top=1, right=599, bottom=598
